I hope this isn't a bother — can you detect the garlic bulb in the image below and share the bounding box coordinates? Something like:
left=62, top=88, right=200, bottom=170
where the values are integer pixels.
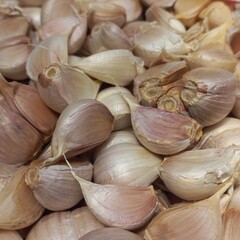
left=0, top=230, right=23, bottom=240
left=26, top=207, right=105, bottom=240
left=93, top=143, right=162, bottom=186
left=80, top=228, right=143, bottom=240
left=159, top=147, right=240, bottom=200
left=181, top=67, right=237, bottom=126
left=37, top=62, right=100, bottom=113
left=0, top=165, right=44, bottom=230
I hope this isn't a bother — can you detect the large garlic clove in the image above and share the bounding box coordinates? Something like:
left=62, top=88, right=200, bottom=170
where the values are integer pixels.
left=0, top=166, right=44, bottom=230
left=37, top=62, right=100, bottom=113
left=0, top=230, right=23, bottom=240
left=72, top=49, right=139, bottom=86
left=181, top=67, right=237, bottom=126
left=45, top=99, right=114, bottom=165
left=26, top=207, right=105, bottom=240
left=80, top=228, right=143, bottom=240
left=71, top=175, right=158, bottom=230
left=159, top=147, right=240, bottom=201
left=26, top=35, right=68, bottom=81
left=25, top=156, right=93, bottom=211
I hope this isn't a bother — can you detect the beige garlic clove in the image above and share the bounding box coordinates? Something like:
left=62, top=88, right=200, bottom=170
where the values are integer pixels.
left=93, top=142, right=162, bottom=187
left=181, top=67, right=237, bottom=126
left=0, top=230, right=23, bottom=240
left=72, top=49, right=139, bottom=86
left=21, top=7, right=41, bottom=30
left=26, top=35, right=68, bottom=81
left=80, top=228, right=143, bottom=240
left=0, top=163, right=18, bottom=192
left=25, top=157, right=93, bottom=211
left=96, top=87, right=135, bottom=130
left=159, top=147, right=240, bottom=201
left=0, top=165, right=44, bottom=230
left=45, top=99, right=114, bottom=165
left=37, top=62, right=100, bottom=113
left=26, top=207, right=105, bottom=240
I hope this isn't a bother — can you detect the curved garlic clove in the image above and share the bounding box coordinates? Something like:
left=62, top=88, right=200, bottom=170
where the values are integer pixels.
left=0, top=230, right=23, bottom=240
left=96, top=87, right=134, bottom=130
left=25, top=157, right=93, bottom=211
left=72, top=49, right=139, bottom=86
left=26, top=207, right=105, bottom=240
left=72, top=176, right=158, bottom=230
left=80, top=228, right=143, bottom=240
left=93, top=142, right=162, bottom=187
left=26, top=35, right=68, bottom=81
left=159, top=147, right=240, bottom=201
left=21, top=7, right=41, bottom=30
left=0, top=166, right=44, bottom=230
left=181, top=67, right=237, bottom=126
left=45, top=99, right=114, bottom=165
left=37, top=62, right=100, bottom=113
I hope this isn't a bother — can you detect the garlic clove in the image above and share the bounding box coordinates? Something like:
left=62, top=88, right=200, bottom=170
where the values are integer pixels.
left=21, top=7, right=41, bottom=30
left=72, top=49, right=139, bottom=86
left=79, top=228, right=143, bottom=240
left=93, top=142, right=162, bottom=187
left=0, top=163, right=18, bottom=192
left=0, top=166, right=44, bottom=230
left=26, top=35, right=68, bottom=81
left=45, top=99, right=114, bottom=165
left=25, top=157, right=93, bottom=211
left=0, top=230, right=23, bottom=240
left=141, top=0, right=177, bottom=8
left=37, top=63, right=100, bottom=113
left=159, top=147, right=240, bottom=201
left=26, top=207, right=105, bottom=240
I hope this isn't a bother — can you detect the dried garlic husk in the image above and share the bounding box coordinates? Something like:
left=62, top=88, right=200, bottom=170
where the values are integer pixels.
left=181, top=67, right=237, bottom=126
left=25, top=157, right=93, bottom=211
left=159, top=147, right=240, bottom=200
left=144, top=178, right=234, bottom=240
left=96, top=87, right=135, bottom=130
left=93, top=143, right=162, bottom=186
left=37, top=62, right=100, bottom=113
left=0, top=165, right=44, bottom=230
left=0, top=230, right=23, bottom=240
left=26, top=207, right=105, bottom=240
left=26, top=35, right=68, bottom=81
left=80, top=228, right=143, bottom=240
left=45, top=99, right=114, bottom=165
left=72, top=49, right=139, bottom=86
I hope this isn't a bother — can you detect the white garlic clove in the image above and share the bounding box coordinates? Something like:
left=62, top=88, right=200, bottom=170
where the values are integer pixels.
left=0, top=230, right=23, bottom=240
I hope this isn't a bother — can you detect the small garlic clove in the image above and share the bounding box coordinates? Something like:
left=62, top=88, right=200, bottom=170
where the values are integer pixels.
left=37, top=63, right=101, bottom=113
left=72, top=49, right=139, bottom=86
left=181, top=67, right=237, bottom=126
left=26, top=35, right=68, bottom=81
left=0, top=166, right=44, bottom=230
left=79, top=228, right=143, bottom=240
left=0, top=230, right=23, bottom=240
left=93, top=142, right=162, bottom=187
left=26, top=207, right=105, bottom=240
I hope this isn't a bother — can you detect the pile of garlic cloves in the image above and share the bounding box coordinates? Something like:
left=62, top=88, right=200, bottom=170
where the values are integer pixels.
left=2, top=0, right=240, bottom=239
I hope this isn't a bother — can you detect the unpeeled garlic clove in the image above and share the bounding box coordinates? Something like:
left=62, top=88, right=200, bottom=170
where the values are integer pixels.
left=0, top=230, right=23, bottom=240
left=80, top=228, right=143, bottom=240
left=159, top=147, right=240, bottom=201
left=93, top=143, right=162, bottom=187
left=0, top=165, right=44, bottom=230
left=181, top=67, right=237, bottom=126
left=26, top=207, right=105, bottom=240
left=25, top=157, right=93, bottom=211
left=37, top=62, right=100, bottom=113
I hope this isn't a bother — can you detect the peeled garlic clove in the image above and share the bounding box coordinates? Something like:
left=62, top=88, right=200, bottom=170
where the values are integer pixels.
left=38, top=63, right=100, bottom=113
left=26, top=207, right=105, bottom=240
left=73, top=49, right=139, bottom=86
left=72, top=176, right=158, bottom=230
left=94, top=142, right=162, bottom=187
left=0, top=166, right=44, bottom=230
left=26, top=35, right=68, bottom=81
left=159, top=147, right=240, bottom=201
left=181, top=67, right=237, bottom=126
left=80, top=228, right=143, bottom=240
left=0, top=230, right=23, bottom=240
left=25, top=157, right=93, bottom=211
left=45, top=99, right=114, bottom=165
